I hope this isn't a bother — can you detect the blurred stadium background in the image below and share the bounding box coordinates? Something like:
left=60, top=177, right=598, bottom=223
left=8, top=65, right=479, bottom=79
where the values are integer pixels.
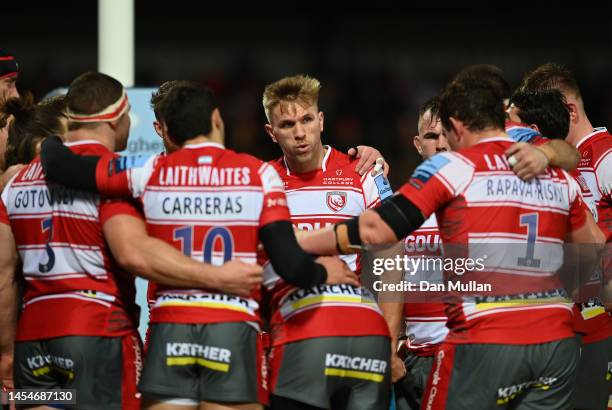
left=3, top=1, right=611, bottom=188
left=3, top=1, right=611, bottom=339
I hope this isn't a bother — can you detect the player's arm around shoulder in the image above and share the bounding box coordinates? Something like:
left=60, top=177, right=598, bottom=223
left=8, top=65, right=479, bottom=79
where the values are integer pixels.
left=506, top=139, right=579, bottom=181
left=102, top=211, right=261, bottom=297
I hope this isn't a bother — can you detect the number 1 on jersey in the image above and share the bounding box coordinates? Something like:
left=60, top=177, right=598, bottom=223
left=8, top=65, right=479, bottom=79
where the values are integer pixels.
left=517, top=213, right=541, bottom=268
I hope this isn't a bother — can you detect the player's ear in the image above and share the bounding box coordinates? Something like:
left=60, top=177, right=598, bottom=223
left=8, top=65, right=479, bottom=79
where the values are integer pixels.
left=211, top=108, right=224, bottom=132
left=413, top=136, right=423, bottom=155
left=318, top=111, right=324, bottom=132
left=108, top=118, right=119, bottom=131
left=566, top=102, right=579, bottom=123
left=153, top=120, right=163, bottom=138
left=529, top=123, right=540, bottom=133
left=264, top=123, right=277, bottom=143
left=448, top=117, right=462, bottom=135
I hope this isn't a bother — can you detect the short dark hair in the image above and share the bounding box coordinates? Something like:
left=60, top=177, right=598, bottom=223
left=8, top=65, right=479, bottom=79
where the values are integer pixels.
left=39, top=94, right=67, bottom=114
left=66, top=72, right=123, bottom=130
left=520, top=63, right=581, bottom=100
left=417, top=96, right=440, bottom=132
left=418, top=96, right=440, bottom=121
left=158, top=85, right=218, bottom=145
left=509, top=89, right=569, bottom=139
left=453, top=65, right=511, bottom=101
left=439, top=79, right=506, bottom=132
left=1, top=93, right=66, bottom=168
left=150, top=80, right=196, bottom=120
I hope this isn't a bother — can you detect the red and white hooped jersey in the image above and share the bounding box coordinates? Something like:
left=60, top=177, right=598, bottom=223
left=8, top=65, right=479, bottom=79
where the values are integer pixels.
left=0, top=141, right=141, bottom=340
left=504, top=122, right=610, bottom=341
left=95, top=141, right=291, bottom=327
left=262, top=147, right=390, bottom=346
left=399, top=136, right=588, bottom=345
left=576, top=127, right=612, bottom=240
left=574, top=127, right=612, bottom=341
left=402, top=214, right=449, bottom=356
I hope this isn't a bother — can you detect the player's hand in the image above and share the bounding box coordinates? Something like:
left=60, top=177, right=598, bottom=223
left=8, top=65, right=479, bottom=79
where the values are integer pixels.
left=0, top=164, right=25, bottom=192
left=0, top=352, right=14, bottom=390
left=347, top=146, right=389, bottom=177
left=505, top=142, right=549, bottom=181
left=391, top=352, right=407, bottom=383
left=214, top=260, right=263, bottom=297
left=316, top=256, right=360, bottom=287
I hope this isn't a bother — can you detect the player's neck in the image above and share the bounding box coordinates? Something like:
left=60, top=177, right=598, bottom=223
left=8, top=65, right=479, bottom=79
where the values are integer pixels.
left=567, top=116, right=594, bottom=147
left=285, top=143, right=326, bottom=174
left=183, top=133, right=224, bottom=147
left=65, top=127, right=116, bottom=152
left=470, top=128, right=506, bottom=144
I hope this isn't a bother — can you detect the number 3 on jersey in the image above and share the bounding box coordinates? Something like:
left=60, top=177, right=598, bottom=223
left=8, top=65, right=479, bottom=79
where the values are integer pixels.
left=173, top=226, right=234, bottom=264
left=39, top=217, right=56, bottom=273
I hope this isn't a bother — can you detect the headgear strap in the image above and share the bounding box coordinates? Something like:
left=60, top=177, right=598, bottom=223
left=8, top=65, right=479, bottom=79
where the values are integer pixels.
left=67, top=90, right=129, bottom=123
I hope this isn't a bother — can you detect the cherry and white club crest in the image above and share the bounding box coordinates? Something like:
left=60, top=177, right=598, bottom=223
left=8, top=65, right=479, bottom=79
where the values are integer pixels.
left=326, top=191, right=347, bottom=212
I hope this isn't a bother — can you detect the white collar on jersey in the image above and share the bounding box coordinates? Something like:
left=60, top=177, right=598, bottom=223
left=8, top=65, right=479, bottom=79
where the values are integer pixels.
left=283, top=145, right=332, bottom=176
left=575, top=127, right=607, bottom=150
left=476, top=135, right=513, bottom=144
left=183, top=141, right=225, bottom=150
left=63, top=140, right=108, bottom=148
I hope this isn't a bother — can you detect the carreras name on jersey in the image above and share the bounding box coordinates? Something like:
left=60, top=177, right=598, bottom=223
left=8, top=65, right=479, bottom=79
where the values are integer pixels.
left=161, top=194, right=243, bottom=216
left=144, top=189, right=262, bottom=223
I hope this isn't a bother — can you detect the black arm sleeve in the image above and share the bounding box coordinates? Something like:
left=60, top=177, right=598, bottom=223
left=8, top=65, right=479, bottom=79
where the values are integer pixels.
left=373, top=193, right=425, bottom=240
left=260, top=220, right=328, bottom=288
left=40, top=136, right=101, bottom=192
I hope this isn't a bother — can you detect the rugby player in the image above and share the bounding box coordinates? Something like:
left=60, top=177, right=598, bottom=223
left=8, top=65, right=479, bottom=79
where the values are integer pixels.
left=297, top=77, right=605, bottom=409
left=518, top=64, right=612, bottom=409
left=0, top=73, right=266, bottom=409
left=39, top=82, right=359, bottom=410
left=261, top=75, right=392, bottom=410
left=0, top=49, right=22, bottom=190
left=380, top=96, right=450, bottom=410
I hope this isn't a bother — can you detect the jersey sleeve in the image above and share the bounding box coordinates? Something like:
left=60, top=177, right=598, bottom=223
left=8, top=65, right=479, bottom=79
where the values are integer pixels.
left=398, top=152, right=474, bottom=218
left=0, top=177, right=12, bottom=226
left=257, top=162, right=291, bottom=227
left=96, top=154, right=158, bottom=198
left=361, top=171, right=391, bottom=209
left=0, top=198, right=9, bottom=226
left=99, top=197, right=145, bottom=226
left=594, top=147, right=612, bottom=197
left=565, top=172, right=588, bottom=233
left=506, top=125, right=548, bottom=146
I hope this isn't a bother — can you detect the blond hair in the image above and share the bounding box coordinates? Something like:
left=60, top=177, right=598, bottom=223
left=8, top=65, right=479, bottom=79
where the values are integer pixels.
left=262, top=75, right=321, bottom=122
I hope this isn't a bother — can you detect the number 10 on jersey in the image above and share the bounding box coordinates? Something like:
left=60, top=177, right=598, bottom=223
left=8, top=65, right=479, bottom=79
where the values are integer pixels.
left=173, top=226, right=234, bottom=264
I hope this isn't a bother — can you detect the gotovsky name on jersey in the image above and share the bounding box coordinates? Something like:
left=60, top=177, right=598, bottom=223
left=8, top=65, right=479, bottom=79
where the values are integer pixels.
left=11, top=184, right=95, bottom=209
